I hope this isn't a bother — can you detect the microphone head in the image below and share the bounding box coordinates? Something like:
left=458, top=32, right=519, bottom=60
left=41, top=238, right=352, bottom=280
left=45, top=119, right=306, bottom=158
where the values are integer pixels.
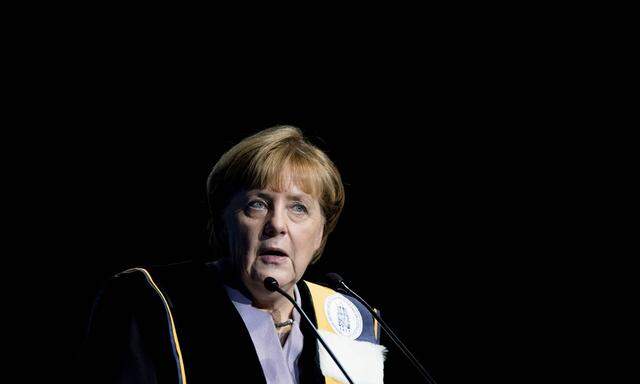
left=263, top=277, right=280, bottom=292
left=325, top=273, right=345, bottom=289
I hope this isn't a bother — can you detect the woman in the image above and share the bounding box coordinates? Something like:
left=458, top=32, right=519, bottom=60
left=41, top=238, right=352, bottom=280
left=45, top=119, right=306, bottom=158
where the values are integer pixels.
left=79, top=126, right=386, bottom=384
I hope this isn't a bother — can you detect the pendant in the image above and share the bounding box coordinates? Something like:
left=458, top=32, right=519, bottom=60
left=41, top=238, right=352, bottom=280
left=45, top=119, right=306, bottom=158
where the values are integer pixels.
left=274, top=318, right=294, bottom=328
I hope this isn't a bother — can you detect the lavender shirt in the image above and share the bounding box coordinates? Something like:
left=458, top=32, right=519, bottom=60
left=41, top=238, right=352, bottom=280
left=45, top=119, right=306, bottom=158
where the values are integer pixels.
left=223, top=283, right=304, bottom=384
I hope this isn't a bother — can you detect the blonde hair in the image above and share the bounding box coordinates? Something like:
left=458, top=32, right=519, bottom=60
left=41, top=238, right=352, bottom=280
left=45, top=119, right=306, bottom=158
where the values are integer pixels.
left=206, top=125, right=345, bottom=263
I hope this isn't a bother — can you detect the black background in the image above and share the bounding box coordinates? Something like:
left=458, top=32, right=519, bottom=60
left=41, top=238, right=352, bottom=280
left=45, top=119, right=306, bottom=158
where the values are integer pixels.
left=12, top=34, right=582, bottom=383
left=52, top=104, right=556, bottom=383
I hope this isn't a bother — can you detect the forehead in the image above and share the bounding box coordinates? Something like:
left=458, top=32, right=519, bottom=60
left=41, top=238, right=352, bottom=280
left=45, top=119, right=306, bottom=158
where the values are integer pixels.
left=251, top=167, right=322, bottom=200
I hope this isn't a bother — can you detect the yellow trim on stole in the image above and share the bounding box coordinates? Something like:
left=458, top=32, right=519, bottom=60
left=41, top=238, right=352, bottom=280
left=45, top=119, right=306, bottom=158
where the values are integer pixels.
left=374, top=312, right=379, bottom=341
left=126, top=268, right=187, bottom=384
left=303, top=281, right=347, bottom=384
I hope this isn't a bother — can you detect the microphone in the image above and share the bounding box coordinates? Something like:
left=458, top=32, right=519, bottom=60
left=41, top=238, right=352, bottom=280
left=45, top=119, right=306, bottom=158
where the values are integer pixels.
left=325, top=273, right=438, bottom=384
left=263, top=277, right=354, bottom=384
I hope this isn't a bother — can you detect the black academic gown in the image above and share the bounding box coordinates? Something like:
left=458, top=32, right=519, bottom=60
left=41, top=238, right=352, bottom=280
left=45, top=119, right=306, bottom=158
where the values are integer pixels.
left=78, top=261, right=327, bottom=384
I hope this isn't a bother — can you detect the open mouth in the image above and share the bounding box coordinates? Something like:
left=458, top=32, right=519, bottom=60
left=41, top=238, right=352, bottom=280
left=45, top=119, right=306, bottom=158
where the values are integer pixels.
left=258, top=247, right=289, bottom=264
left=258, top=248, right=288, bottom=257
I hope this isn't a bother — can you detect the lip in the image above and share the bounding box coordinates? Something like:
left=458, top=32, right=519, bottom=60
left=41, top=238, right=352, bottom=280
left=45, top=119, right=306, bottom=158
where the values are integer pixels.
left=257, top=246, right=289, bottom=265
left=259, top=255, right=289, bottom=265
left=258, top=246, right=289, bottom=257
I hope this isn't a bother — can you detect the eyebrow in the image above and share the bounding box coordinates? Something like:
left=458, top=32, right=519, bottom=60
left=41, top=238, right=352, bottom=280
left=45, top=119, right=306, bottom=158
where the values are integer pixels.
left=254, top=191, right=313, bottom=202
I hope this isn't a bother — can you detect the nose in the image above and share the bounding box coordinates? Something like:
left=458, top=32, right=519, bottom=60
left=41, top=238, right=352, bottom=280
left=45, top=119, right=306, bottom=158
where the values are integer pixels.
left=262, top=208, right=287, bottom=238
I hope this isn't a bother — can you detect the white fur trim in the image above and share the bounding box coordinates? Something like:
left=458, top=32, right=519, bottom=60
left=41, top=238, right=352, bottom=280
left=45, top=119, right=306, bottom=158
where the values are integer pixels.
left=317, top=329, right=387, bottom=384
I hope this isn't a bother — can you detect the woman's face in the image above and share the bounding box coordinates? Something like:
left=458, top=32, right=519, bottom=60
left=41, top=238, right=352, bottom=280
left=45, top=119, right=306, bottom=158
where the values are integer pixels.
left=223, top=180, right=325, bottom=294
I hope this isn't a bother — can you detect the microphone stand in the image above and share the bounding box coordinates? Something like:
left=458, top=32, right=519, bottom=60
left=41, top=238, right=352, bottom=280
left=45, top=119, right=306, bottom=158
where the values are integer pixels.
left=328, top=274, right=438, bottom=384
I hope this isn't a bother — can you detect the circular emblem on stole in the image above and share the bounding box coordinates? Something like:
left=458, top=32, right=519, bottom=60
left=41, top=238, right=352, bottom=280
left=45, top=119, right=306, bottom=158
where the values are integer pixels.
left=324, top=293, right=363, bottom=340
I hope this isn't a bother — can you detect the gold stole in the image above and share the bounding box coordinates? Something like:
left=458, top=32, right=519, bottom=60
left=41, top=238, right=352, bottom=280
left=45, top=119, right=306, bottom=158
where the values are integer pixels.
left=304, top=281, right=380, bottom=384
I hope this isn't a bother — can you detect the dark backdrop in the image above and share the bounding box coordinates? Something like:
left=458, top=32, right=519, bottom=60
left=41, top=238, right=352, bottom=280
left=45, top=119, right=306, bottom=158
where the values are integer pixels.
left=20, top=55, right=565, bottom=383
left=48, top=103, right=553, bottom=384
left=9, top=13, right=615, bottom=382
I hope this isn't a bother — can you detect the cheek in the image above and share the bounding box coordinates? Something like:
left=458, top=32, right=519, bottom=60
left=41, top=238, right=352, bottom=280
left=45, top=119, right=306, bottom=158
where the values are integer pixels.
left=313, top=223, right=324, bottom=249
left=308, top=216, right=325, bottom=250
left=294, top=223, right=324, bottom=261
left=227, top=216, right=261, bottom=256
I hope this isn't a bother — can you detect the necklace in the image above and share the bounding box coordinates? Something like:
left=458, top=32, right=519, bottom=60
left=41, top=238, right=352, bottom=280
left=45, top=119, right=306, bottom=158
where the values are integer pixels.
left=274, top=318, right=294, bottom=328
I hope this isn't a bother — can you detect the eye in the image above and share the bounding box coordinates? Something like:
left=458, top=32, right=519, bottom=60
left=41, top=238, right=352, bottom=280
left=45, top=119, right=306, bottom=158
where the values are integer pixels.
left=247, top=200, right=268, bottom=210
left=291, top=202, right=308, bottom=214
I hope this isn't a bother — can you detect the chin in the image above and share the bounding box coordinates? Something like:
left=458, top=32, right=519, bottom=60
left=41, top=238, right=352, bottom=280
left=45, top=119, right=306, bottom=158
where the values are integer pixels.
left=251, top=265, right=295, bottom=288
